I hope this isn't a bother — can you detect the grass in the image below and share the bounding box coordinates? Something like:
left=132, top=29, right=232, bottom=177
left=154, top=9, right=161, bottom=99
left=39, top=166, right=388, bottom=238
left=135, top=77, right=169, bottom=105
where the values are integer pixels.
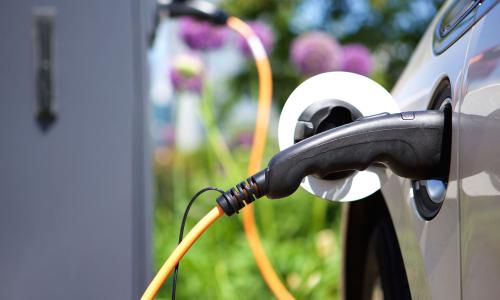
left=153, top=141, right=343, bottom=299
left=153, top=84, right=342, bottom=299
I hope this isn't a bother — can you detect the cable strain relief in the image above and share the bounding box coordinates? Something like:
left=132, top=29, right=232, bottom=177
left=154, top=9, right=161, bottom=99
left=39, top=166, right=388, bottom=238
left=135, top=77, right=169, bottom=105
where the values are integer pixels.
left=216, top=169, right=268, bottom=216
left=250, top=169, right=268, bottom=197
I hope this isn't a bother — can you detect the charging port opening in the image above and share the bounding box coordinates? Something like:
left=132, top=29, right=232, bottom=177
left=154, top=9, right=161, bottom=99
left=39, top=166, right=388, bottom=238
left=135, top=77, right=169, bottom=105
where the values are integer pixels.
left=413, top=80, right=452, bottom=220
left=294, top=99, right=362, bottom=180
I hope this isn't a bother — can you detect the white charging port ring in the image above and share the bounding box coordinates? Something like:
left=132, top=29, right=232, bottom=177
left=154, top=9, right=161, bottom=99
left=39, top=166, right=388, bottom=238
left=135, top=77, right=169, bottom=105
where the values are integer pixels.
left=278, top=72, right=400, bottom=202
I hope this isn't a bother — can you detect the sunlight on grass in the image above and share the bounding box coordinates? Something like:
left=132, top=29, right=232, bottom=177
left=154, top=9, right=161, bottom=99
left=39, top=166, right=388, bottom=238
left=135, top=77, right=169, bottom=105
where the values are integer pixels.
left=153, top=142, right=342, bottom=299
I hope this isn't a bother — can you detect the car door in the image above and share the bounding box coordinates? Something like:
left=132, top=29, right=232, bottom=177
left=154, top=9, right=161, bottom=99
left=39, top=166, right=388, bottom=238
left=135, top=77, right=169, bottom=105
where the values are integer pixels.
left=458, top=1, right=500, bottom=299
left=384, top=0, right=480, bottom=298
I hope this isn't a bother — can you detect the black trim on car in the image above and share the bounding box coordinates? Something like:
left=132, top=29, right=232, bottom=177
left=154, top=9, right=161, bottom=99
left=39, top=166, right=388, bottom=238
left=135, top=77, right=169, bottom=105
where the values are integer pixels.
left=433, top=0, right=498, bottom=55
left=412, top=80, right=452, bottom=220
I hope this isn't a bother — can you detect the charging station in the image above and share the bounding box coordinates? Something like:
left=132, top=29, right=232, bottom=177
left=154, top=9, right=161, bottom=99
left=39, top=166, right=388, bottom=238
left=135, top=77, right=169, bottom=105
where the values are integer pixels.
left=0, top=1, right=154, bottom=299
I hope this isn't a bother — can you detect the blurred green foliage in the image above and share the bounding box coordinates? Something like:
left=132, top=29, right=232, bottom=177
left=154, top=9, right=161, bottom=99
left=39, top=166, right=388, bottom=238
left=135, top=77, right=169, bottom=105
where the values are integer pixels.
left=154, top=143, right=342, bottom=299
left=154, top=83, right=342, bottom=299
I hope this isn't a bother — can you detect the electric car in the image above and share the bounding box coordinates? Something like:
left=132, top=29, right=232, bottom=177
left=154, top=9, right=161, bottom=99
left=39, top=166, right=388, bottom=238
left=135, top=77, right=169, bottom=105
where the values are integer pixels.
left=341, top=0, right=500, bottom=299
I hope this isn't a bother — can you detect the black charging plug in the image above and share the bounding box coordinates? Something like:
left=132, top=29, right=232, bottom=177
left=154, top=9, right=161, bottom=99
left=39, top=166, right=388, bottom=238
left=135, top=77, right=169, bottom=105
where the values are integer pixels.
left=157, top=0, right=228, bottom=24
left=217, top=110, right=451, bottom=215
left=149, top=0, right=228, bottom=47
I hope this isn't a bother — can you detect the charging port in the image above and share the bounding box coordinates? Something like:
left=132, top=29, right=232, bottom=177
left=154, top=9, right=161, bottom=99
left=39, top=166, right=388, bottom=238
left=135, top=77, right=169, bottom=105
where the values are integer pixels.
left=413, top=80, right=452, bottom=220
left=294, top=99, right=362, bottom=180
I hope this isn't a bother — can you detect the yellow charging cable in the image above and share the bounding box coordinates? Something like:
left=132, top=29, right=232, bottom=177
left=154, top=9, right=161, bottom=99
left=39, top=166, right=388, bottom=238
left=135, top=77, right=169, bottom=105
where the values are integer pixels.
left=141, top=206, right=224, bottom=300
left=227, top=17, right=295, bottom=300
left=142, top=17, right=294, bottom=300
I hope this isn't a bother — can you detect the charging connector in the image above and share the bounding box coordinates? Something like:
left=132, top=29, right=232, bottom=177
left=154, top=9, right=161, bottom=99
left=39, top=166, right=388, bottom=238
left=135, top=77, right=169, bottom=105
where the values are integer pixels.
left=157, top=0, right=228, bottom=24
left=217, top=110, right=450, bottom=215
left=149, top=0, right=228, bottom=46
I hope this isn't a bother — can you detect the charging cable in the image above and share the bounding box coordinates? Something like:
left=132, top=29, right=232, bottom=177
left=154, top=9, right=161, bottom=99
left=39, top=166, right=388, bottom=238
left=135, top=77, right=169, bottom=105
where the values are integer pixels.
left=141, top=205, right=224, bottom=300
left=142, top=109, right=450, bottom=299
left=171, top=187, right=224, bottom=300
left=148, top=2, right=294, bottom=299
left=226, top=17, right=295, bottom=300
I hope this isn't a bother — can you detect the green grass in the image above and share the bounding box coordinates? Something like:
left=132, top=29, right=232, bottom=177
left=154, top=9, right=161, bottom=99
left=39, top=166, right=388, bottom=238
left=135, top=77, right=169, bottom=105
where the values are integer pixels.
left=153, top=141, right=342, bottom=299
left=153, top=84, right=341, bottom=299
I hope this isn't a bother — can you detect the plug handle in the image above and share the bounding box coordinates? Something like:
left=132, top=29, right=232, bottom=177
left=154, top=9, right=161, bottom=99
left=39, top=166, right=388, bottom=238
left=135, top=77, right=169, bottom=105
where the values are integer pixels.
left=265, top=111, right=448, bottom=199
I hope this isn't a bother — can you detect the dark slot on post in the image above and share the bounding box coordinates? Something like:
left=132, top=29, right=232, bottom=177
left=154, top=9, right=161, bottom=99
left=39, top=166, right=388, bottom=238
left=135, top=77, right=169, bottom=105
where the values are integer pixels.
left=34, top=9, right=56, bottom=131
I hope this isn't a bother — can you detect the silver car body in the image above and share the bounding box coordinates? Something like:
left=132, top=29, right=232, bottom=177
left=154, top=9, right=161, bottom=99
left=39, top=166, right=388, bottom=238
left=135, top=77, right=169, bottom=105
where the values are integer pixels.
left=344, top=1, right=500, bottom=299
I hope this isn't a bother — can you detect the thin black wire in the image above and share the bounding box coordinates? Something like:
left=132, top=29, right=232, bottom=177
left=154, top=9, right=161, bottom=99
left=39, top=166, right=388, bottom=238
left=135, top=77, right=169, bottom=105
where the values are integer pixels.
left=171, top=186, right=225, bottom=300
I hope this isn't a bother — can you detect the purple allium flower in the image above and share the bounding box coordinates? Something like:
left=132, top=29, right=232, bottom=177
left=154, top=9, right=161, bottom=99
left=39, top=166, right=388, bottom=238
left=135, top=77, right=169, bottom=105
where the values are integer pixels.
left=236, top=131, right=254, bottom=147
left=170, top=53, right=204, bottom=93
left=290, top=31, right=342, bottom=77
left=178, top=17, right=227, bottom=50
left=163, top=124, right=176, bottom=145
left=341, top=43, right=373, bottom=76
left=236, top=21, right=275, bottom=57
